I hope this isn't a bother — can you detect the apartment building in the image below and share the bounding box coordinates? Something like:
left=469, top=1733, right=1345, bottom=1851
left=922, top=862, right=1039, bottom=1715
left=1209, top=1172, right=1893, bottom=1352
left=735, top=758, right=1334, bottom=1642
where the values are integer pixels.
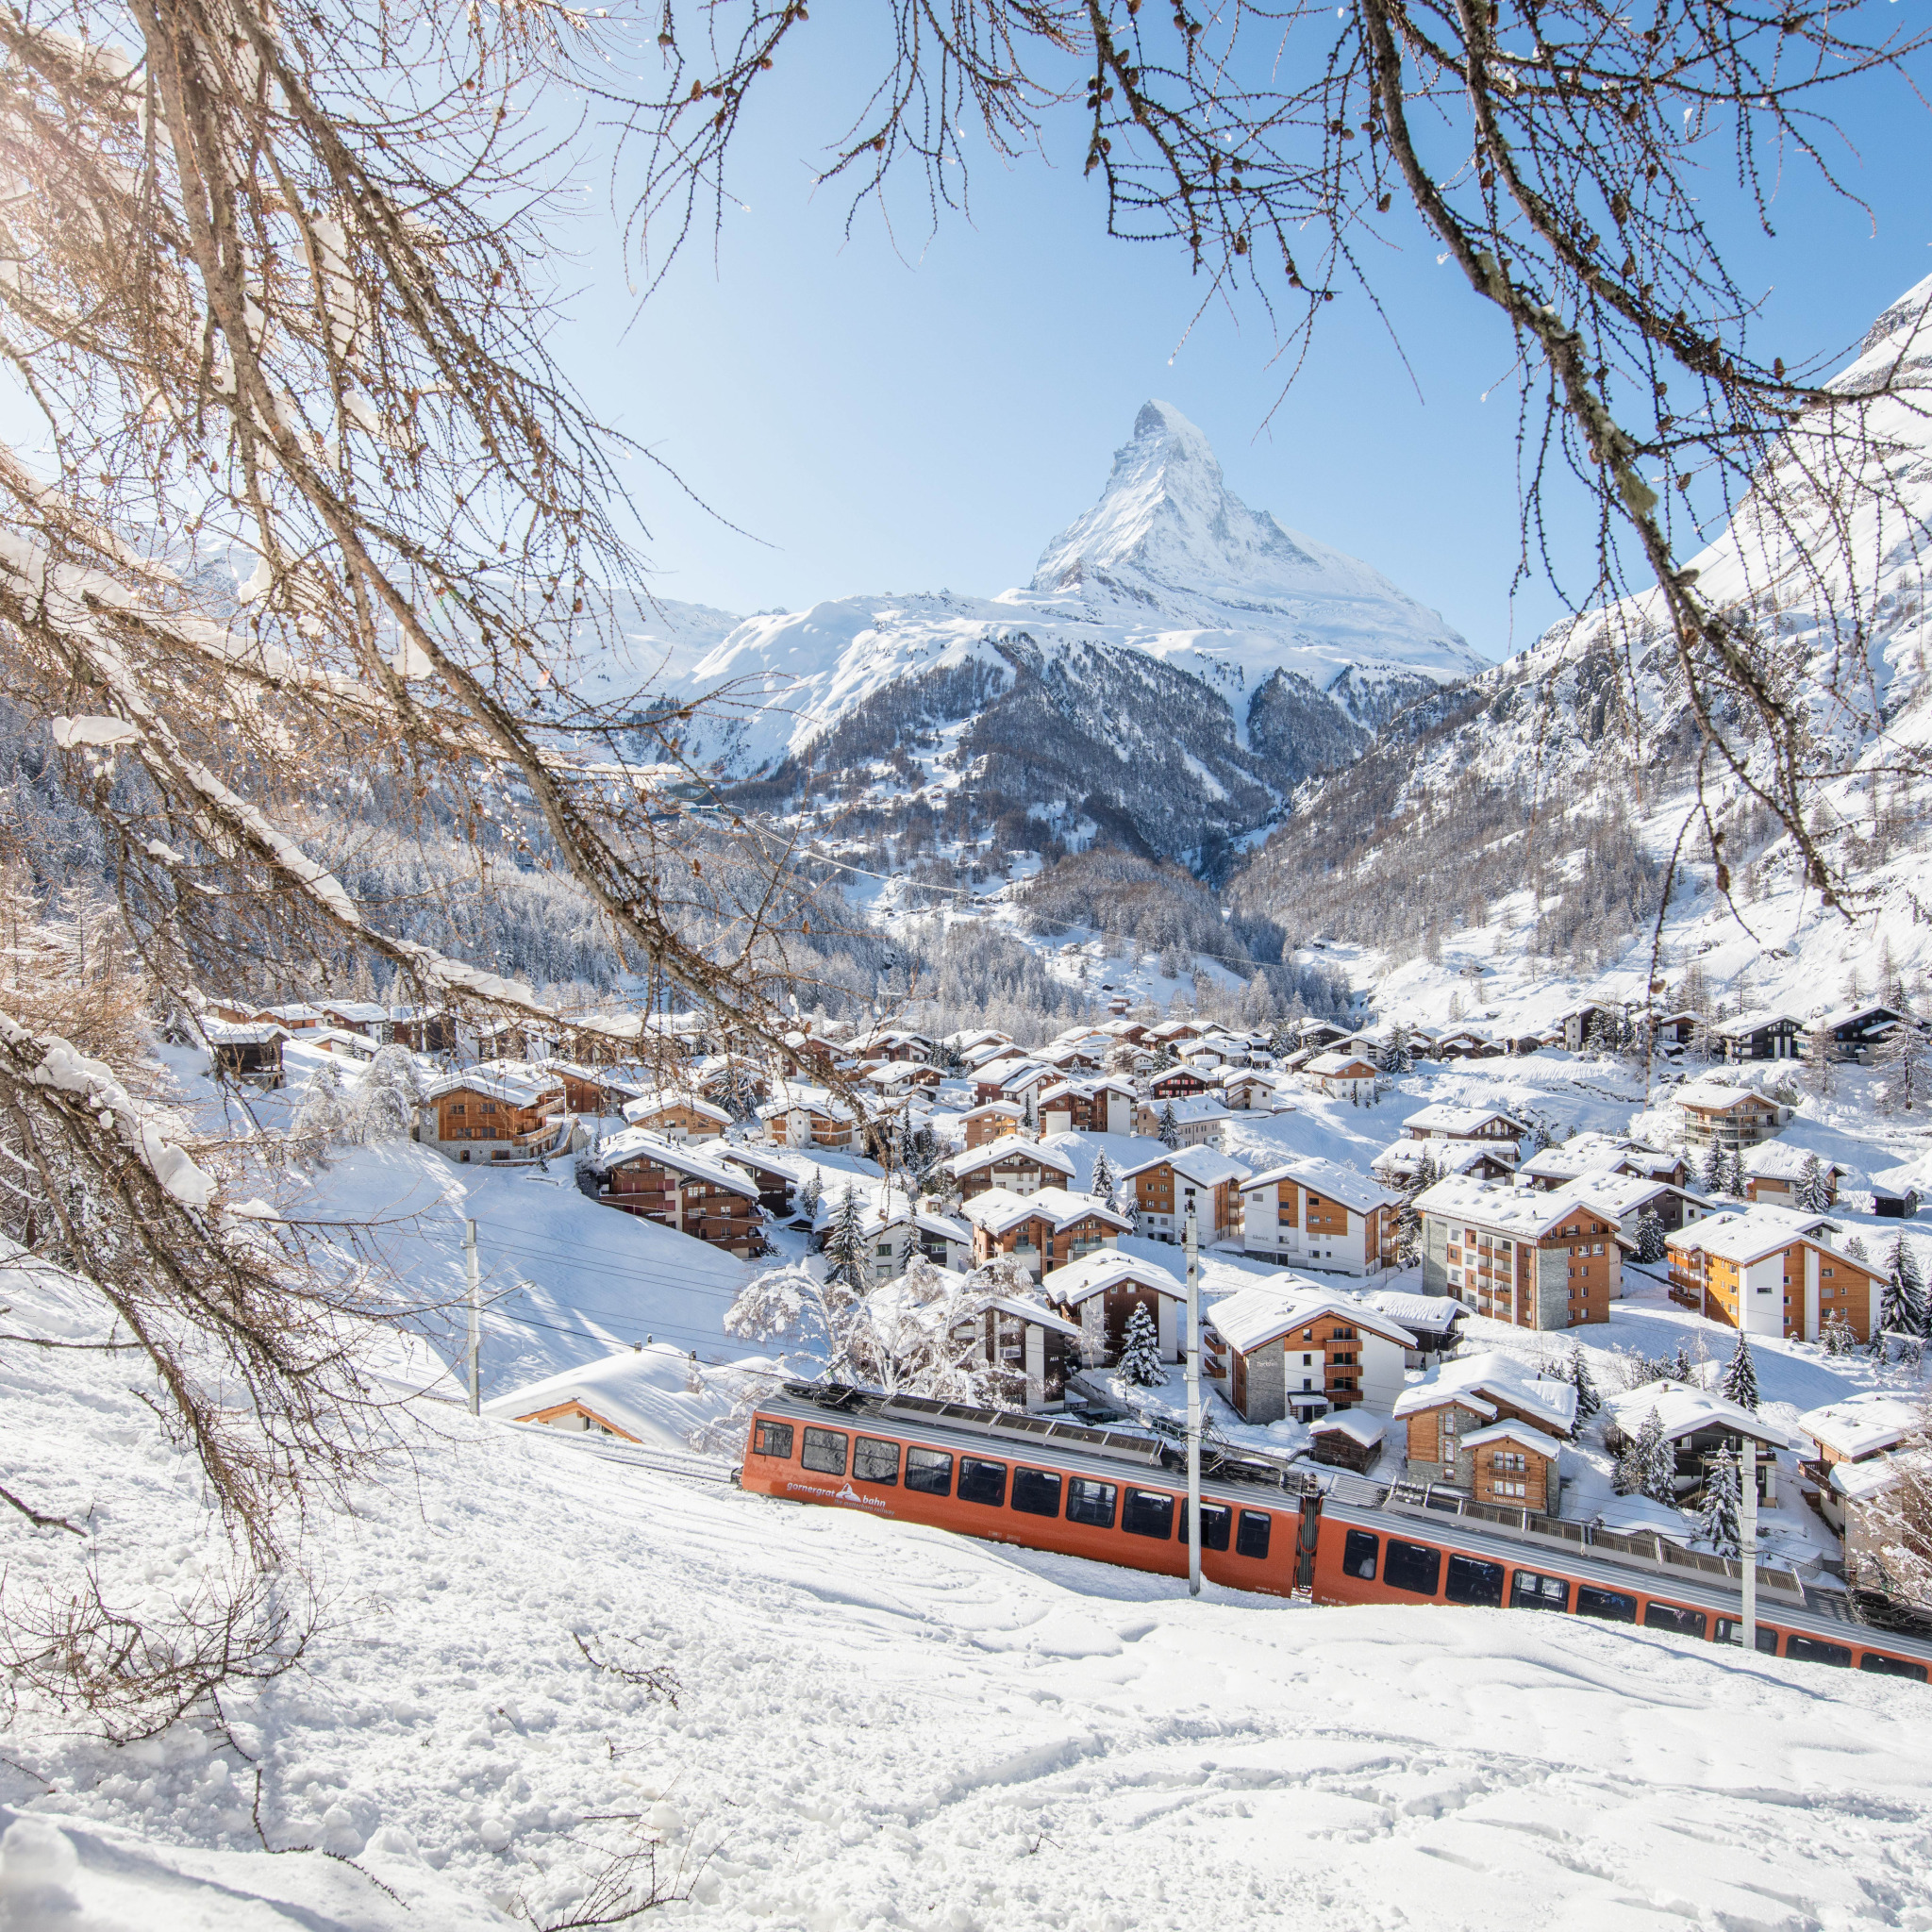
left=1238, top=1157, right=1400, bottom=1276
left=1416, top=1175, right=1625, bottom=1328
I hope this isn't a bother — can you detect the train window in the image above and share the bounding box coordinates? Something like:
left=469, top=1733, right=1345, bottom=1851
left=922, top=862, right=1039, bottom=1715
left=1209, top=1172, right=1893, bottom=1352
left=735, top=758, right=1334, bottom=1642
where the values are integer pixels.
left=1641, top=1603, right=1707, bottom=1639
left=1714, top=1620, right=1780, bottom=1653
left=905, top=1447, right=953, bottom=1496
left=1123, top=1490, right=1174, bottom=1540
left=1444, top=1554, right=1504, bottom=1607
left=1384, top=1539, right=1441, bottom=1596
left=958, top=1457, right=1008, bottom=1507
left=1785, top=1635, right=1852, bottom=1668
left=1236, top=1510, right=1273, bottom=1560
left=1575, top=1586, right=1638, bottom=1624
left=751, top=1421, right=794, bottom=1460
left=1179, top=1501, right=1231, bottom=1551
left=1067, top=1478, right=1117, bottom=1528
left=1011, top=1467, right=1062, bottom=1518
left=853, top=1436, right=900, bottom=1485
left=1342, top=1529, right=1378, bottom=1580
left=1859, top=1653, right=1929, bottom=1681
left=800, top=1426, right=847, bottom=1476
left=1510, top=1571, right=1569, bottom=1611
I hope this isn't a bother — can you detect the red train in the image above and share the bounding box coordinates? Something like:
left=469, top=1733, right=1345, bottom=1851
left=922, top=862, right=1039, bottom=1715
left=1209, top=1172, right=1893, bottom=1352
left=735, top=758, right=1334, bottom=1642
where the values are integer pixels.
left=739, top=1383, right=1932, bottom=1679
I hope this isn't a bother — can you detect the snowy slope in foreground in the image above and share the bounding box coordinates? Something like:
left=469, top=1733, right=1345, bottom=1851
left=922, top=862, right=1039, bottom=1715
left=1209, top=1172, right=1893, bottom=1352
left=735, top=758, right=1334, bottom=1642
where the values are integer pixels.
left=7, top=1263, right=1932, bottom=1930
left=669, top=403, right=1480, bottom=776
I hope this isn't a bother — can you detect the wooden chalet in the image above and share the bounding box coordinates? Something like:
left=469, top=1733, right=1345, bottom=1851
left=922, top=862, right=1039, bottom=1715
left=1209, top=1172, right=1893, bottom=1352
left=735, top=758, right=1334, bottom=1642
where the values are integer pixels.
left=1716, top=1008, right=1805, bottom=1062
left=1146, top=1064, right=1212, bottom=1102
left=579, top=1128, right=762, bottom=1256
left=202, top=1018, right=288, bottom=1088
left=959, top=1101, right=1029, bottom=1148
left=1238, top=1157, right=1400, bottom=1276
left=1805, top=1003, right=1918, bottom=1064
left=1039, top=1078, right=1136, bottom=1138
left=1121, top=1145, right=1249, bottom=1244
left=960, top=1188, right=1130, bottom=1279
left=1204, top=1284, right=1416, bottom=1424
left=948, top=1293, right=1082, bottom=1411
left=1040, top=1251, right=1186, bottom=1367
left=1602, top=1382, right=1790, bottom=1503
left=718, top=1145, right=795, bottom=1216
left=1665, top=1208, right=1877, bottom=1342
left=944, top=1135, right=1078, bottom=1202
left=421, top=1062, right=568, bottom=1163
left=1676, top=1082, right=1787, bottom=1153
left=1392, top=1351, right=1577, bottom=1508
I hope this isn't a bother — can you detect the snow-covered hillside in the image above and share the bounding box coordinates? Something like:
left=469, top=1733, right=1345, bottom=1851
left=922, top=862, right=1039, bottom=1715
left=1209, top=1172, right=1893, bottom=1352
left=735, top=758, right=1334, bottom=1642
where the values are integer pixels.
left=658, top=404, right=1477, bottom=808
left=8, top=1239, right=1932, bottom=1932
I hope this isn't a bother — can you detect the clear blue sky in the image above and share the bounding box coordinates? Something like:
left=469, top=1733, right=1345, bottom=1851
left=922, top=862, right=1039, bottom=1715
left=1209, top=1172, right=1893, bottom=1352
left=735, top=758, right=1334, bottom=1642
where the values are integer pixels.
left=553, top=31, right=1931, bottom=659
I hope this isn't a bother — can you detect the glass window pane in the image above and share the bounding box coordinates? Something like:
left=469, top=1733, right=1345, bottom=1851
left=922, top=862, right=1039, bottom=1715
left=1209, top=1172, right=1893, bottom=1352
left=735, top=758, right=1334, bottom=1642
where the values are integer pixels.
left=1067, top=1478, right=1117, bottom=1528
left=905, top=1447, right=952, bottom=1496
left=1011, top=1467, right=1062, bottom=1518
left=1445, top=1554, right=1505, bottom=1607
left=1179, top=1501, right=1231, bottom=1551
left=1123, top=1490, right=1174, bottom=1540
left=853, top=1436, right=900, bottom=1485
left=752, top=1420, right=794, bottom=1460
left=1641, top=1602, right=1706, bottom=1639
left=1342, top=1529, right=1378, bottom=1580
left=1575, top=1586, right=1638, bottom=1624
left=1785, top=1635, right=1851, bottom=1668
left=1860, top=1653, right=1928, bottom=1680
left=1384, top=1539, right=1441, bottom=1596
left=1236, top=1510, right=1273, bottom=1560
left=800, top=1426, right=847, bottom=1475
left=1511, top=1571, right=1569, bottom=1610
left=958, top=1457, right=1008, bottom=1507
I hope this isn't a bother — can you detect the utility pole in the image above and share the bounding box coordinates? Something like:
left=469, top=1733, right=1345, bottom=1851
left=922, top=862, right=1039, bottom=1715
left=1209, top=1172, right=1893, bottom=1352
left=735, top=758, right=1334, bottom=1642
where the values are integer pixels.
left=1186, top=1203, right=1201, bottom=1598
left=1740, top=1433, right=1757, bottom=1651
left=465, top=1217, right=481, bottom=1417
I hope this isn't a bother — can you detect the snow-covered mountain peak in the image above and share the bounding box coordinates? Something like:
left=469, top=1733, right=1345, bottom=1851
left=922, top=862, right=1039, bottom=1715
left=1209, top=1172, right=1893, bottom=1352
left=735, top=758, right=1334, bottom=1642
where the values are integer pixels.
left=1031, top=398, right=1322, bottom=600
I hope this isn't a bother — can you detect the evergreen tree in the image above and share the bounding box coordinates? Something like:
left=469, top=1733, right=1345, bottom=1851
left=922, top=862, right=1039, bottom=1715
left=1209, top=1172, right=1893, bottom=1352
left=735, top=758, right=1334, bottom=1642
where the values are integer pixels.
left=1640, top=1408, right=1680, bottom=1506
left=1794, top=1153, right=1833, bottom=1213
left=1672, top=1343, right=1694, bottom=1384
left=1699, top=1142, right=1725, bottom=1196
left=1878, top=1020, right=1932, bottom=1115
left=1612, top=1413, right=1654, bottom=1496
left=1822, top=1310, right=1857, bottom=1357
left=821, top=1185, right=871, bottom=1293
left=1568, top=1344, right=1602, bottom=1421
left=1883, top=1236, right=1927, bottom=1337
left=1636, top=1210, right=1667, bottom=1265
left=1720, top=1333, right=1758, bottom=1411
left=1803, top=1017, right=1835, bottom=1096
left=1693, top=1443, right=1744, bottom=1558
left=1089, top=1149, right=1118, bottom=1211
left=1844, top=1232, right=1871, bottom=1264
left=1721, top=1149, right=1744, bottom=1197
left=1384, top=1026, right=1412, bottom=1074
left=1157, top=1101, right=1181, bottom=1150
left=1116, top=1302, right=1165, bottom=1386
left=798, top=1172, right=824, bottom=1224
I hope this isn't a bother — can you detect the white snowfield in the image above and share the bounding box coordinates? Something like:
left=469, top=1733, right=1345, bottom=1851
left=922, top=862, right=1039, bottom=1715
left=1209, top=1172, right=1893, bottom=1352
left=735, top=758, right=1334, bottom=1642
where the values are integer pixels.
left=658, top=402, right=1481, bottom=775
left=7, top=1249, right=1932, bottom=1930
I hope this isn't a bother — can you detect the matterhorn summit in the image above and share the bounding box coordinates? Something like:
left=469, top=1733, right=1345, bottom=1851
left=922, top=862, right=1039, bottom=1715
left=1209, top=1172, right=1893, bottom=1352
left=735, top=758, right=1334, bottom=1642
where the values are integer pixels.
left=1024, top=400, right=1483, bottom=673
left=636, top=402, right=1481, bottom=857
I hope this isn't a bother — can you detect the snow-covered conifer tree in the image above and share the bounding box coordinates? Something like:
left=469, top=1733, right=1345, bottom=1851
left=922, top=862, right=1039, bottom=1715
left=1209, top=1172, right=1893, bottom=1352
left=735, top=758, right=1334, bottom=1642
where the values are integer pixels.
left=1794, top=1153, right=1832, bottom=1213
left=821, top=1186, right=872, bottom=1294
left=1883, top=1236, right=1927, bottom=1338
left=1636, top=1210, right=1667, bottom=1265
left=1721, top=1150, right=1745, bottom=1197
left=1090, top=1149, right=1118, bottom=1210
left=1720, top=1333, right=1758, bottom=1411
left=1157, top=1102, right=1181, bottom=1150
left=1116, top=1302, right=1165, bottom=1386
left=1568, top=1344, right=1602, bottom=1420
left=1640, top=1409, right=1679, bottom=1506
left=1699, top=1142, right=1726, bottom=1196
left=798, top=1172, right=824, bottom=1223
left=1693, top=1444, right=1743, bottom=1558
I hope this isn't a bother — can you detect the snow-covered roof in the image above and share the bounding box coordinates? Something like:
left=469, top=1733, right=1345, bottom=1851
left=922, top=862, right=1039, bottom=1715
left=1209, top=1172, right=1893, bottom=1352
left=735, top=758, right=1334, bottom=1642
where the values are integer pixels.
left=1305, top=1050, right=1378, bottom=1076
left=756, top=1089, right=855, bottom=1124
left=1602, top=1379, right=1793, bottom=1449
left=1402, top=1102, right=1528, bottom=1137
left=945, top=1137, right=1077, bottom=1179
left=1740, top=1141, right=1842, bottom=1181
left=808, top=1183, right=968, bottom=1243
left=202, top=1018, right=288, bottom=1045
left=1665, top=1206, right=1840, bottom=1266
left=424, top=1060, right=565, bottom=1108
left=1797, top=1394, right=1921, bottom=1462
left=1459, top=1419, right=1565, bottom=1459
left=961, top=1100, right=1025, bottom=1119
left=259, top=1002, right=324, bottom=1024
left=1391, top=1350, right=1577, bottom=1435
left=585, top=1127, right=760, bottom=1196
left=1517, top=1133, right=1643, bottom=1184
left=961, top=1292, right=1083, bottom=1339
left=1310, top=1410, right=1385, bottom=1447
left=1142, top=1094, right=1233, bottom=1125
left=1040, top=1250, right=1185, bottom=1306
left=1372, top=1138, right=1505, bottom=1180
left=1363, top=1290, right=1467, bottom=1335
left=1675, top=1080, right=1779, bottom=1114
left=483, top=1342, right=736, bottom=1452
left=960, top=1187, right=1133, bottom=1238
left=1206, top=1280, right=1416, bottom=1357
left=1716, top=1008, right=1805, bottom=1037
left=1119, top=1144, right=1250, bottom=1188
left=1415, top=1174, right=1628, bottom=1240
left=1239, top=1156, right=1398, bottom=1215
left=322, top=1000, right=390, bottom=1024
left=622, top=1091, right=733, bottom=1127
